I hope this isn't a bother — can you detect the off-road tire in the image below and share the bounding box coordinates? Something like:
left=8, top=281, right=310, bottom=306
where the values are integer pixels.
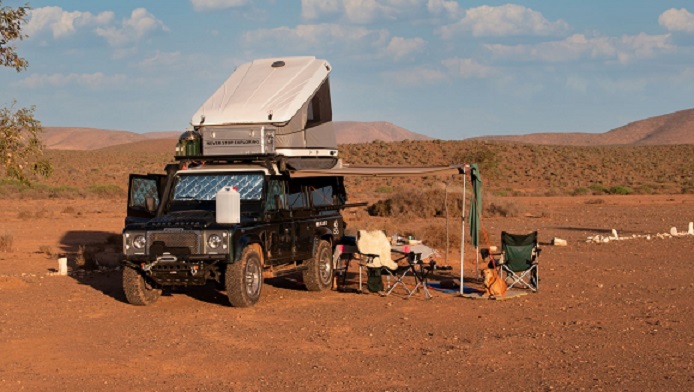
left=303, top=240, right=333, bottom=291
left=123, top=266, right=161, bottom=306
left=226, top=247, right=263, bottom=307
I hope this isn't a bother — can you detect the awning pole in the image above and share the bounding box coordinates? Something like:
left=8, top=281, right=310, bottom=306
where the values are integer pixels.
left=460, top=168, right=466, bottom=296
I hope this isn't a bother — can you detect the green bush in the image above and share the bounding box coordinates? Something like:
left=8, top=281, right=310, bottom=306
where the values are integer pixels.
left=571, top=187, right=590, bottom=196
left=588, top=184, right=608, bottom=195
left=86, top=184, right=124, bottom=198
left=609, top=185, right=633, bottom=195
left=636, top=184, right=654, bottom=195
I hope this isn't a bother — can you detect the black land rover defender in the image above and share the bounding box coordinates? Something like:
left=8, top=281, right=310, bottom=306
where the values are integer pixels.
left=122, top=160, right=349, bottom=307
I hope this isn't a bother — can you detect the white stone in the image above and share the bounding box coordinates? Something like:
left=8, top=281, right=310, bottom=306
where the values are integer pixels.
left=670, top=227, right=678, bottom=236
left=552, top=238, right=568, bottom=246
left=688, top=222, right=693, bottom=235
left=611, top=229, right=619, bottom=240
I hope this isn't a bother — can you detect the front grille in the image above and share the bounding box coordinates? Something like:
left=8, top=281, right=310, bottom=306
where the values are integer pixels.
left=147, top=231, right=201, bottom=256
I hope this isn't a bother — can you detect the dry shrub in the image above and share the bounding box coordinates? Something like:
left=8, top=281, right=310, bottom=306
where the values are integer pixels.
left=17, top=210, right=33, bottom=219
left=585, top=198, right=605, bottom=205
left=411, top=221, right=461, bottom=251
left=367, top=188, right=464, bottom=218
left=0, top=233, right=13, bottom=252
left=485, top=200, right=520, bottom=217
left=35, top=209, right=51, bottom=218
left=38, top=245, right=53, bottom=257
left=86, top=184, right=125, bottom=198
left=61, top=206, right=76, bottom=214
left=17, top=209, right=51, bottom=219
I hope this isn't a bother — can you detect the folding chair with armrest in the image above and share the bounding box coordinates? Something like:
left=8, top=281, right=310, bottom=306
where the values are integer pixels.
left=497, top=231, right=541, bottom=292
left=354, top=230, right=412, bottom=295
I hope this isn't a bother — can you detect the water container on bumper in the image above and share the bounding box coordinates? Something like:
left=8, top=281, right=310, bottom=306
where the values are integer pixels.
left=216, top=186, right=240, bottom=224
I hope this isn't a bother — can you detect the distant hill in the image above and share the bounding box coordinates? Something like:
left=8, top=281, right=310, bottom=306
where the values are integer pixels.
left=333, top=121, right=432, bottom=144
left=42, top=121, right=431, bottom=151
left=477, top=108, right=694, bottom=145
left=42, top=127, right=180, bottom=150
left=42, top=108, right=694, bottom=151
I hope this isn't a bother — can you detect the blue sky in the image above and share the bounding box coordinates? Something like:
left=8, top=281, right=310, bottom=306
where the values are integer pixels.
left=2, top=0, right=694, bottom=139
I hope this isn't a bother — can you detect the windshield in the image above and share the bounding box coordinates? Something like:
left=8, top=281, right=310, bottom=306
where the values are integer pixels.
left=173, top=173, right=264, bottom=201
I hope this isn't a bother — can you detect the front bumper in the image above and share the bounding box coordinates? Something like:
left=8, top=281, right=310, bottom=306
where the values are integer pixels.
left=124, top=254, right=226, bottom=286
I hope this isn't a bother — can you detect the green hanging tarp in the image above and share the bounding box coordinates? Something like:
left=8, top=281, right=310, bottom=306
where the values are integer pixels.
left=468, top=164, right=482, bottom=248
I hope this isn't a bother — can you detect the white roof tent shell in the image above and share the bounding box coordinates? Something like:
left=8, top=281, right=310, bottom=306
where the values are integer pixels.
left=191, top=57, right=336, bottom=161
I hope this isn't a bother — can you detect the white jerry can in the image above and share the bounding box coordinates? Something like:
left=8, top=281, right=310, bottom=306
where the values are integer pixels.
left=216, top=186, right=241, bottom=224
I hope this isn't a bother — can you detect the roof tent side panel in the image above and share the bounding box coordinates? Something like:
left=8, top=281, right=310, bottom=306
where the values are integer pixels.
left=191, top=57, right=331, bottom=126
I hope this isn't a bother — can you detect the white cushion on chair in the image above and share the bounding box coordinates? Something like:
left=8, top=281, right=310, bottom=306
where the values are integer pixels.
left=356, top=230, right=397, bottom=270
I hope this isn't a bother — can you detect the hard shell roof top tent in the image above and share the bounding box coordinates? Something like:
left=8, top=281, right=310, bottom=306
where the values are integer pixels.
left=188, top=56, right=336, bottom=170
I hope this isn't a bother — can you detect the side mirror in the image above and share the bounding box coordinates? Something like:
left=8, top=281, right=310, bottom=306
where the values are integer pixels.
left=145, top=197, right=157, bottom=213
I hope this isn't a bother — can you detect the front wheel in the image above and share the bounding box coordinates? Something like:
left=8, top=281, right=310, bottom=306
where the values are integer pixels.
left=226, top=247, right=263, bottom=307
left=123, top=266, right=161, bottom=306
left=303, top=240, right=333, bottom=291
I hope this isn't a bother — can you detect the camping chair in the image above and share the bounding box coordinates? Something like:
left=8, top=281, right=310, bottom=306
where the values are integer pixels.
left=497, top=231, right=541, bottom=292
left=354, top=230, right=412, bottom=296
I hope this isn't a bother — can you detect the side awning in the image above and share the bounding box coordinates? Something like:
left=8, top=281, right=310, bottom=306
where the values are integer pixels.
left=288, top=165, right=466, bottom=178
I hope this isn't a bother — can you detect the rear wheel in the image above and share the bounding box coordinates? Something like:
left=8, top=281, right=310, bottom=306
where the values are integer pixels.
left=123, top=266, right=161, bottom=306
left=303, top=240, right=333, bottom=291
left=226, top=247, right=263, bottom=307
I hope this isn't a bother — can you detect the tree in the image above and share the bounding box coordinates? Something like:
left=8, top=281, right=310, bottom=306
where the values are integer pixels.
left=1, top=1, right=28, bottom=71
left=1, top=1, right=51, bottom=182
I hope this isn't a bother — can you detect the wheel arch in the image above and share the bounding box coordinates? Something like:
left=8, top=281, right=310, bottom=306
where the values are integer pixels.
left=233, top=234, right=265, bottom=265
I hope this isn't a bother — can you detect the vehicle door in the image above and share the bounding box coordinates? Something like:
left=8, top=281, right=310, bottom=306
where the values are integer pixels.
left=309, top=177, right=342, bottom=239
left=286, top=179, right=314, bottom=259
left=265, top=178, right=295, bottom=262
left=126, top=174, right=165, bottom=225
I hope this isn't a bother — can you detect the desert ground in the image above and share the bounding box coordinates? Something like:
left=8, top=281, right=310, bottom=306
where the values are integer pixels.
left=0, top=194, right=692, bottom=391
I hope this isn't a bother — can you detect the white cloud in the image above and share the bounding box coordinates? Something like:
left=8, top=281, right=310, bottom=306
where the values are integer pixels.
left=301, top=0, right=429, bottom=23
left=190, top=0, right=248, bottom=12
left=137, top=51, right=183, bottom=69
left=385, top=36, right=426, bottom=59
left=659, top=8, right=694, bottom=33
left=485, top=33, right=674, bottom=64
left=17, top=72, right=127, bottom=89
left=384, top=67, right=446, bottom=85
left=439, top=4, right=569, bottom=38
left=25, top=6, right=114, bottom=39
left=302, top=0, right=340, bottom=19
left=95, top=8, right=169, bottom=47
left=442, top=58, right=497, bottom=78
left=343, top=0, right=394, bottom=23
left=426, top=0, right=459, bottom=18
left=25, top=6, right=167, bottom=47
left=243, top=23, right=389, bottom=49
left=384, top=57, right=496, bottom=86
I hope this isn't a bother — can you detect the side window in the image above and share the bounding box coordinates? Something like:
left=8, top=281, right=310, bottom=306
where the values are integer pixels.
left=310, top=182, right=334, bottom=207
left=130, top=177, right=160, bottom=209
left=286, top=180, right=307, bottom=210
left=265, top=179, right=285, bottom=212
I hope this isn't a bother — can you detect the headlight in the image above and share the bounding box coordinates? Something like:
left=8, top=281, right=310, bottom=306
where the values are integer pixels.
left=133, top=235, right=146, bottom=249
left=208, top=234, right=222, bottom=249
